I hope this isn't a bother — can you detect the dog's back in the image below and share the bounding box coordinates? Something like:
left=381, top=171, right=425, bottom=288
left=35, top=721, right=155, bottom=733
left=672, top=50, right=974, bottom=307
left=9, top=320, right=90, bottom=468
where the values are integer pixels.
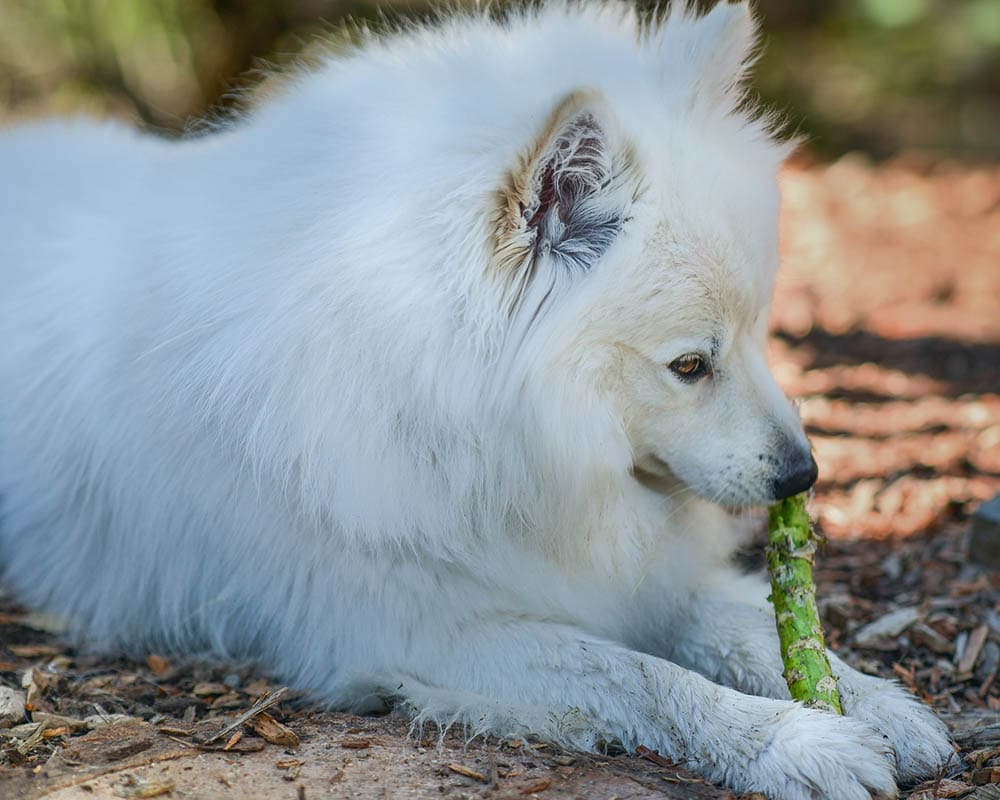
left=0, top=1, right=753, bottom=655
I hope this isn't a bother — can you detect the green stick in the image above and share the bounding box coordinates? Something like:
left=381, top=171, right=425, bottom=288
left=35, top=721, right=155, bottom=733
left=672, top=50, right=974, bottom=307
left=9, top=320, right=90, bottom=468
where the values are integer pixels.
left=767, top=493, right=843, bottom=714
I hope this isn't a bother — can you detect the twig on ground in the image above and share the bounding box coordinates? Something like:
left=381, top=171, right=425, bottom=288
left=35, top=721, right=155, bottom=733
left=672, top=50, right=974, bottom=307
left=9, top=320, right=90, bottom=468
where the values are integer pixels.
left=197, top=687, right=289, bottom=746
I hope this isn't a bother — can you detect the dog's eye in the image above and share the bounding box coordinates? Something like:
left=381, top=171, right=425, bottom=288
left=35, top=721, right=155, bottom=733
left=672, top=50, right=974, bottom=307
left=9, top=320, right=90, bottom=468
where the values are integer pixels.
left=668, top=354, right=709, bottom=382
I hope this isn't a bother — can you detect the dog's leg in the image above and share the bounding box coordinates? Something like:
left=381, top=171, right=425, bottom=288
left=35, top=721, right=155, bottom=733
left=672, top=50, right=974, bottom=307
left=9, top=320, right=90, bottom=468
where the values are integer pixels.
left=632, top=568, right=954, bottom=783
left=380, top=619, right=896, bottom=800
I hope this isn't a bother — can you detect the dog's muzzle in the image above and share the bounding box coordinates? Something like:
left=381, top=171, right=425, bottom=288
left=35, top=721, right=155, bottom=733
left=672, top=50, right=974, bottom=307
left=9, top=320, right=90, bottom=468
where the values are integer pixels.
left=770, top=450, right=819, bottom=500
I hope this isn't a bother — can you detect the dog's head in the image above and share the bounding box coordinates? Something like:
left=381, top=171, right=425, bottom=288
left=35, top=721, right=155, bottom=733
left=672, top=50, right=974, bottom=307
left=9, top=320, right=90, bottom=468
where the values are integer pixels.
left=491, top=2, right=814, bottom=509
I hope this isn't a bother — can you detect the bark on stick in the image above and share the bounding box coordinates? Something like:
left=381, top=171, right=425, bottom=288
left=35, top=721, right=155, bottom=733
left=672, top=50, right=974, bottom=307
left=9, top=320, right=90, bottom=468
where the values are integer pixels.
left=767, top=493, right=844, bottom=714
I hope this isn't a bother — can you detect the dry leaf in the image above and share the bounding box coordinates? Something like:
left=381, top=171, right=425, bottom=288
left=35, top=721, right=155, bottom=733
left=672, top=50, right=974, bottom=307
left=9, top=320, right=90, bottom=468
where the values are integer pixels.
left=967, top=746, right=1000, bottom=769
left=20, top=668, right=47, bottom=711
left=155, top=725, right=194, bottom=737
left=192, top=682, right=227, bottom=697
left=8, top=644, right=61, bottom=658
left=956, top=624, right=990, bottom=678
left=244, top=679, right=271, bottom=697
left=447, top=763, right=487, bottom=782
left=972, top=766, right=1000, bottom=785
left=340, top=738, right=370, bottom=749
left=909, top=778, right=973, bottom=799
left=145, top=655, right=171, bottom=675
left=635, top=745, right=677, bottom=769
left=248, top=711, right=299, bottom=747
left=117, top=778, right=176, bottom=798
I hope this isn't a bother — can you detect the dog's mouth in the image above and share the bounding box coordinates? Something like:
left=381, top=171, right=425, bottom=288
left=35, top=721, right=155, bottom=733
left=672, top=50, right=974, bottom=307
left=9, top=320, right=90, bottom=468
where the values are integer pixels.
left=631, top=452, right=686, bottom=496
left=632, top=453, right=766, bottom=512
left=633, top=450, right=672, bottom=478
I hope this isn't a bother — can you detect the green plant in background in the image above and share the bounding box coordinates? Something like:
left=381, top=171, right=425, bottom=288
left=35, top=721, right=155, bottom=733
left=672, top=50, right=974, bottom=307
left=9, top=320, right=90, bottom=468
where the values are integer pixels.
left=0, top=0, right=227, bottom=125
left=754, top=0, right=1000, bottom=158
left=0, top=0, right=996, bottom=158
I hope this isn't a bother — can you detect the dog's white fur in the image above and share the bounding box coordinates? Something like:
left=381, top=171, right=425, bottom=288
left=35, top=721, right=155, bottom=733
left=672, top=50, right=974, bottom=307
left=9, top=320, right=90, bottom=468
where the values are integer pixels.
left=0, top=2, right=952, bottom=797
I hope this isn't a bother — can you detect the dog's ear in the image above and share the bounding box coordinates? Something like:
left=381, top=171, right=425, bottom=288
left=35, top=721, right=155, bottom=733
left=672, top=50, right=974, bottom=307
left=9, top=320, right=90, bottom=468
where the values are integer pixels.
left=653, top=1, right=759, bottom=105
left=493, top=90, right=638, bottom=313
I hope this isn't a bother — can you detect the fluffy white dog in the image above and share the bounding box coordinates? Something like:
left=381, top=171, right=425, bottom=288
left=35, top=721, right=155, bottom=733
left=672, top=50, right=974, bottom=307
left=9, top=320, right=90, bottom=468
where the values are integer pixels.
left=0, top=2, right=952, bottom=797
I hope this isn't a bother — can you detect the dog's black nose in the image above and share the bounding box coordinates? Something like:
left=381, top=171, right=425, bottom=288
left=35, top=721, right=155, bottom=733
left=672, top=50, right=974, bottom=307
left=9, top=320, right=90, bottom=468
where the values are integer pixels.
left=771, top=452, right=818, bottom=500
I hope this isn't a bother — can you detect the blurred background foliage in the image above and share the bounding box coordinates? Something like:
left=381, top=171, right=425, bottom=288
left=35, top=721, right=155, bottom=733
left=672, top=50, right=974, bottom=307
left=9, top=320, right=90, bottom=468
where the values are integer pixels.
left=0, top=0, right=996, bottom=161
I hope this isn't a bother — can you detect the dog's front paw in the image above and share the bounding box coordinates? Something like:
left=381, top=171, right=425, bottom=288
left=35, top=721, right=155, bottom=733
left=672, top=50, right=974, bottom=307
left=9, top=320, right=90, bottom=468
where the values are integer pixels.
left=742, top=705, right=898, bottom=800
left=841, top=679, right=954, bottom=784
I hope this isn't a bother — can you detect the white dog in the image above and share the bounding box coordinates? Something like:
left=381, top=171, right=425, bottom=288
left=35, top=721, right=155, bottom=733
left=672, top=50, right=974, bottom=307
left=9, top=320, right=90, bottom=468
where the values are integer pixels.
left=0, top=2, right=952, bottom=797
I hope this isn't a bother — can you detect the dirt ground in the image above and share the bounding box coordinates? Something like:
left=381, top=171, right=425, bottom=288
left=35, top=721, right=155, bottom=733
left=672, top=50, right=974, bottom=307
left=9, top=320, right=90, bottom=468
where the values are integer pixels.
left=2, top=157, right=999, bottom=800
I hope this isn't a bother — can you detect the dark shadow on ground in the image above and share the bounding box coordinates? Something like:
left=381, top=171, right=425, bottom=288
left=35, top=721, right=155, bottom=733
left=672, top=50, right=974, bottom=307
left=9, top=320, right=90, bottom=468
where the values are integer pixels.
left=774, top=328, right=1000, bottom=397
